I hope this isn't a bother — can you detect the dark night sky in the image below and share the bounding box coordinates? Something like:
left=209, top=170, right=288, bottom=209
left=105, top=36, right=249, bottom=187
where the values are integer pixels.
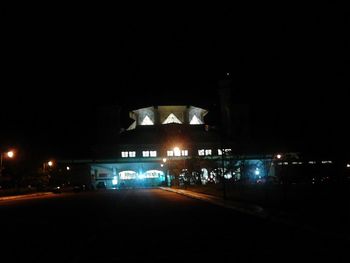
left=1, top=3, right=349, bottom=161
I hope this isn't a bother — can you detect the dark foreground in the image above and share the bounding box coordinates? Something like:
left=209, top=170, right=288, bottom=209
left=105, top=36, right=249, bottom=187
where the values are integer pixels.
left=0, top=189, right=348, bottom=262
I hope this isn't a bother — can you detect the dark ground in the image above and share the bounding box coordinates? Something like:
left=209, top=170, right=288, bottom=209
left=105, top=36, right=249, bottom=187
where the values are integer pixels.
left=0, top=189, right=348, bottom=262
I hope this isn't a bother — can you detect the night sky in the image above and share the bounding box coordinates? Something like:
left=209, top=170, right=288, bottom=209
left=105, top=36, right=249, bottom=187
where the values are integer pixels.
left=2, top=3, right=349, bottom=162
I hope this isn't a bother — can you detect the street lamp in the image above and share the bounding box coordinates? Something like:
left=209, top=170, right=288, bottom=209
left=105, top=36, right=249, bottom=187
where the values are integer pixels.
left=43, top=160, right=54, bottom=174
left=0, top=150, right=15, bottom=177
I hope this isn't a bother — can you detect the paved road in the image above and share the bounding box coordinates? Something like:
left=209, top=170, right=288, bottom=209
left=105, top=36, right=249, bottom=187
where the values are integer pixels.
left=0, top=189, right=348, bottom=262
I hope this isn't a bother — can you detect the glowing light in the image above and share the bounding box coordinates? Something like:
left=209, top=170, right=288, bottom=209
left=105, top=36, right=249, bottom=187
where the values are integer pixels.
left=218, top=149, right=231, bottom=156
left=66, top=166, right=70, bottom=170
left=255, top=168, right=260, bottom=175
left=205, top=149, right=212, bottom=156
left=163, top=113, right=182, bottom=124
left=48, top=161, right=53, bottom=167
left=161, top=164, right=164, bottom=167
left=347, top=164, right=350, bottom=168
left=276, top=154, right=282, bottom=159
left=144, top=170, right=164, bottom=178
left=181, top=150, right=188, bottom=156
left=163, top=158, right=167, bottom=163
left=224, top=172, right=232, bottom=179
left=112, top=176, right=118, bottom=185
left=7, top=151, right=14, bottom=158
left=119, top=171, right=137, bottom=180
left=190, top=115, right=203, bottom=125
left=174, top=147, right=181, bottom=157
left=141, top=115, right=154, bottom=125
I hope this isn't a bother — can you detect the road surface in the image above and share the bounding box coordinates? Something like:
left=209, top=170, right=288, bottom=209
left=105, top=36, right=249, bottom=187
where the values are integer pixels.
left=0, top=189, right=348, bottom=262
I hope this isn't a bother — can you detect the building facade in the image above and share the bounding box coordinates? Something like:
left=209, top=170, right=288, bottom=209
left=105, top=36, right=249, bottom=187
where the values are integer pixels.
left=61, top=105, right=277, bottom=189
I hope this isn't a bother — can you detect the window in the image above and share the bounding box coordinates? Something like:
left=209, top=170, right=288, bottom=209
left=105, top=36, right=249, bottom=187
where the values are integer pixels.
left=121, top=151, right=128, bottom=158
left=198, top=149, right=205, bottom=156
left=199, top=149, right=212, bottom=156
left=167, top=150, right=174, bottom=157
left=129, top=151, right=136, bottom=157
left=143, top=151, right=157, bottom=157
left=119, top=171, right=137, bottom=180
left=174, top=147, right=181, bottom=157
left=190, top=115, right=202, bottom=125
left=218, top=149, right=232, bottom=155
left=141, top=115, right=154, bottom=125
left=181, top=150, right=188, bottom=156
left=163, top=113, right=182, bottom=124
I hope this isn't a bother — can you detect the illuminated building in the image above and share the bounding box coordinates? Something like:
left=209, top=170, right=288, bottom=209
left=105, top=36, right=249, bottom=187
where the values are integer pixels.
left=62, top=105, right=276, bottom=188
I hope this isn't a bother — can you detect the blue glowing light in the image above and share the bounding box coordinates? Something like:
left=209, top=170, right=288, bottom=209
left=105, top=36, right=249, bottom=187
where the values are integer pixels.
left=112, top=176, right=118, bottom=185
left=255, top=168, right=260, bottom=176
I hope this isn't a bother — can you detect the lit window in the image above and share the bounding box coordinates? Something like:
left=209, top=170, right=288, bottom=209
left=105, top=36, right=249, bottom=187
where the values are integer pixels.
left=218, top=149, right=232, bottom=155
left=112, top=176, right=118, bottom=185
left=198, top=149, right=205, bottom=156
left=142, top=151, right=150, bottom=157
left=129, top=151, right=136, bottom=157
left=181, top=150, right=188, bottom=156
left=167, top=150, right=174, bottom=157
left=121, top=151, right=128, bottom=158
left=174, top=147, right=181, bottom=157
left=119, top=171, right=137, bottom=180
left=205, top=149, right=212, bottom=156
left=163, top=113, right=182, bottom=124
left=144, top=170, right=164, bottom=178
left=150, top=151, right=157, bottom=157
left=141, top=115, right=154, bottom=125
left=190, top=115, right=202, bottom=125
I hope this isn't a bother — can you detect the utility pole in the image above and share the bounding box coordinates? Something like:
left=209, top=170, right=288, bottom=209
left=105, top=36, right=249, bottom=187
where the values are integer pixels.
left=218, top=72, right=232, bottom=200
